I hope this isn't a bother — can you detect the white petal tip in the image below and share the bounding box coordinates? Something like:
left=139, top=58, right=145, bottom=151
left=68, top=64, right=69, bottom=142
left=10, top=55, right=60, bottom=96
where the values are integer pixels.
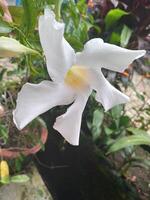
left=104, top=95, right=130, bottom=112
left=53, top=123, right=79, bottom=146
left=13, top=118, right=21, bottom=130
left=135, top=50, right=146, bottom=59
left=13, top=110, right=24, bottom=130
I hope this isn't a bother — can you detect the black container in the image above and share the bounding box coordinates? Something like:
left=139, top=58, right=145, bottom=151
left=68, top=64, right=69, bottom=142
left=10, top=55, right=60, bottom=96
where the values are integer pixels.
left=35, top=108, right=141, bottom=200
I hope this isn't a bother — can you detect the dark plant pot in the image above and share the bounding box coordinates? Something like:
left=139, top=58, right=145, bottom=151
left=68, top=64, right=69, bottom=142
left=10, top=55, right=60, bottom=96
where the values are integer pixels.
left=35, top=109, right=141, bottom=200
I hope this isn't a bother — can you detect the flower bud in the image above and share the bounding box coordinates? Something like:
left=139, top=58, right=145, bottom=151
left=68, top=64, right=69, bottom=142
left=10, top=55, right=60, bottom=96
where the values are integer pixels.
left=0, top=160, right=10, bottom=183
left=0, top=37, right=39, bottom=57
left=0, top=0, right=13, bottom=22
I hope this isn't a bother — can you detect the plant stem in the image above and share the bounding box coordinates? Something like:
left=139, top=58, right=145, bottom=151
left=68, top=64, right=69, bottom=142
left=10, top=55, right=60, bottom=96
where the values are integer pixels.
left=55, top=0, right=63, bottom=21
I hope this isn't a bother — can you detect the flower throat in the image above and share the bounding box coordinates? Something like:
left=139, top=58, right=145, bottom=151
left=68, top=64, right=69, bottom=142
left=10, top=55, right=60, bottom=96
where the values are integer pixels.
left=64, top=65, right=89, bottom=90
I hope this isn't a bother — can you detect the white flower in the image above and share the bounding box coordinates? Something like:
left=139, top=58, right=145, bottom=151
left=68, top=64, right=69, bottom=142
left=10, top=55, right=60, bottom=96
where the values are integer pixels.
left=13, top=9, right=146, bottom=145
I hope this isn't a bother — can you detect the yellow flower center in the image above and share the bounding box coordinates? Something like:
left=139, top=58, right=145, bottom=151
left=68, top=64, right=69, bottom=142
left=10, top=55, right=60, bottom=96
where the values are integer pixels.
left=64, top=65, right=89, bottom=90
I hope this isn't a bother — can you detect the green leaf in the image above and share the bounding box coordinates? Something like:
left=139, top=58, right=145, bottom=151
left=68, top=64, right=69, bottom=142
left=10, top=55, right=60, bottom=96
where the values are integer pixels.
left=107, top=134, right=150, bottom=154
left=120, top=25, right=133, bottom=47
left=0, top=20, right=12, bottom=34
left=9, top=6, right=24, bottom=25
left=119, top=116, right=130, bottom=127
left=79, top=22, right=89, bottom=42
left=127, top=127, right=147, bottom=135
left=104, top=127, right=113, bottom=136
left=111, top=104, right=123, bottom=119
left=11, top=175, right=30, bottom=183
left=109, top=31, right=120, bottom=45
left=15, top=157, right=24, bottom=172
left=65, top=35, right=83, bottom=51
left=22, top=0, right=37, bottom=33
left=129, top=157, right=150, bottom=170
left=0, top=68, right=7, bottom=81
left=92, top=109, right=104, bottom=141
left=0, top=176, right=10, bottom=184
left=0, top=124, right=8, bottom=144
left=105, top=9, right=129, bottom=30
left=111, top=105, right=123, bottom=129
left=77, top=0, right=87, bottom=14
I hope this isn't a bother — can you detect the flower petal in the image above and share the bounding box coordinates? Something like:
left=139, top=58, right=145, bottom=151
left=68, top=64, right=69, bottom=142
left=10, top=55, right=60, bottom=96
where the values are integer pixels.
left=39, top=8, right=75, bottom=82
left=76, top=38, right=146, bottom=72
left=53, top=88, right=91, bottom=145
left=13, top=81, right=75, bottom=130
left=89, top=69, right=129, bottom=111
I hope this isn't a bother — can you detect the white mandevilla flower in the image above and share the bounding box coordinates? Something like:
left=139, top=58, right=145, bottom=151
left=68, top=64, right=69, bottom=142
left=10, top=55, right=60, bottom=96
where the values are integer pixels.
left=13, top=8, right=146, bottom=145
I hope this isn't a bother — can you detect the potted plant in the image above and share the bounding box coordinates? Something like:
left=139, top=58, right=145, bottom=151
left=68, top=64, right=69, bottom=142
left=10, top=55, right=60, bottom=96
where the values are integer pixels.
left=0, top=1, right=149, bottom=199
left=0, top=113, right=48, bottom=159
left=0, top=58, right=48, bottom=185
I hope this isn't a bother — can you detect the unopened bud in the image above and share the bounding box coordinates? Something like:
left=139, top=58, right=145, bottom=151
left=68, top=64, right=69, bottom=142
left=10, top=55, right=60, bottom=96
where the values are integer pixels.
left=0, top=0, right=13, bottom=23
left=0, top=160, right=10, bottom=183
left=0, top=37, right=39, bottom=57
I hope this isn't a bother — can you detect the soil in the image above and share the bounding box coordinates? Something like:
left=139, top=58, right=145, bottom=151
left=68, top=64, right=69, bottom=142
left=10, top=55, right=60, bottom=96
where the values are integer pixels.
left=127, top=166, right=150, bottom=200
left=0, top=113, right=43, bottom=149
left=126, top=149, right=150, bottom=200
left=108, top=148, right=150, bottom=200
